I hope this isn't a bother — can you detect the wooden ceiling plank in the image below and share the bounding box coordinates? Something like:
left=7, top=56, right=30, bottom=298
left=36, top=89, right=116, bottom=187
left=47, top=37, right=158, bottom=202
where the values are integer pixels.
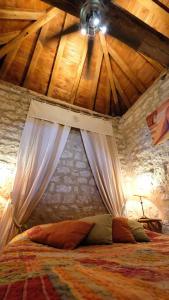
left=47, top=15, right=68, bottom=97
left=108, top=2, right=169, bottom=67
left=0, top=8, right=46, bottom=20
left=0, top=31, right=20, bottom=45
left=99, top=32, right=120, bottom=113
left=0, top=7, right=59, bottom=59
left=129, top=0, right=169, bottom=21
left=70, top=37, right=88, bottom=104
left=23, top=11, right=66, bottom=95
left=94, top=58, right=111, bottom=115
left=140, top=53, right=165, bottom=73
left=23, top=25, right=50, bottom=88
left=108, top=43, right=146, bottom=93
left=152, top=0, right=169, bottom=13
left=47, top=38, right=67, bottom=98
left=89, top=44, right=103, bottom=110
left=112, top=69, right=131, bottom=109
left=0, top=43, right=22, bottom=81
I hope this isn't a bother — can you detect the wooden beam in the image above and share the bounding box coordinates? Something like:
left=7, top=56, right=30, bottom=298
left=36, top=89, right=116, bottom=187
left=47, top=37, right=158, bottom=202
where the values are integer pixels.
left=47, top=34, right=68, bottom=98
left=0, top=8, right=46, bottom=20
left=107, top=2, right=169, bottom=67
left=152, top=0, right=169, bottom=13
left=89, top=41, right=103, bottom=110
left=23, top=27, right=45, bottom=88
left=70, top=37, right=88, bottom=104
left=0, top=8, right=59, bottom=59
left=0, top=42, right=22, bottom=80
left=42, top=0, right=81, bottom=17
left=0, top=31, right=20, bottom=45
left=47, top=14, right=85, bottom=100
left=99, top=32, right=120, bottom=112
left=131, top=0, right=169, bottom=20
left=112, top=69, right=131, bottom=109
left=23, top=11, right=66, bottom=94
left=94, top=58, right=111, bottom=115
left=108, top=43, right=146, bottom=93
left=100, top=34, right=130, bottom=109
left=140, top=53, right=164, bottom=73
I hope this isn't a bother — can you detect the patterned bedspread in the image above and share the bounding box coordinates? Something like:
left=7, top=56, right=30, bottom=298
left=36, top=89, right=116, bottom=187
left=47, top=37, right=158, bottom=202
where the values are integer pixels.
left=0, top=231, right=169, bottom=300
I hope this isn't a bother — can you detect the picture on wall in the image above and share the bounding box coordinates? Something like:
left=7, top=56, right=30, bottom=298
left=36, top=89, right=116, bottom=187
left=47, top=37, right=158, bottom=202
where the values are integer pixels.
left=146, top=98, right=169, bottom=145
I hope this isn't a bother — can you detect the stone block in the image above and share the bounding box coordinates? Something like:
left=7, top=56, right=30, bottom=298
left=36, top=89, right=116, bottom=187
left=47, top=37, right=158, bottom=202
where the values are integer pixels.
left=56, top=185, right=72, bottom=193
left=80, top=170, right=91, bottom=177
left=75, top=161, right=86, bottom=169
left=78, top=178, right=88, bottom=184
left=61, top=150, right=73, bottom=159
left=57, top=166, right=70, bottom=174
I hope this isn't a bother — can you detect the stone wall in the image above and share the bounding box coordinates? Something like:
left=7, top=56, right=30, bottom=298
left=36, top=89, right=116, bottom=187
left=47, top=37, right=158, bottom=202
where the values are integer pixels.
left=27, top=129, right=106, bottom=227
left=0, top=81, right=31, bottom=216
left=117, top=72, right=169, bottom=228
left=0, top=80, right=107, bottom=224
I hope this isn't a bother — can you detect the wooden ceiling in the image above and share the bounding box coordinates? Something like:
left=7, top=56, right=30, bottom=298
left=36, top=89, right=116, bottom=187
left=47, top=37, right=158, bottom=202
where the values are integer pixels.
left=0, top=0, right=169, bottom=116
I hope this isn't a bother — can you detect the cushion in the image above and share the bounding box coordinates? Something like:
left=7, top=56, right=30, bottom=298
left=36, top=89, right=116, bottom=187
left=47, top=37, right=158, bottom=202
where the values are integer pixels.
left=128, top=219, right=150, bottom=242
left=80, top=214, right=112, bottom=245
left=112, top=217, right=136, bottom=243
left=28, top=220, right=94, bottom=249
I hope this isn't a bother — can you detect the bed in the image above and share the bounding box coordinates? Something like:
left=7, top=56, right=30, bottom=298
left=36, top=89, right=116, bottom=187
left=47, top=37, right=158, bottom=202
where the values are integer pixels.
left=0, top=230, right=169, bottom=300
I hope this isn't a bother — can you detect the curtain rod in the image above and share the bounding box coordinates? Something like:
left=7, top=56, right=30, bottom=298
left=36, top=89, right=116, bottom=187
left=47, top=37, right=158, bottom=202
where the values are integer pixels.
left=0, top=80, right=113, bottom=120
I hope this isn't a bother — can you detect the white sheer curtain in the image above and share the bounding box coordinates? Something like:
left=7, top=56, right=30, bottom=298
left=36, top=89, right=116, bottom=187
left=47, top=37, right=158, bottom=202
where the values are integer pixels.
left=0, top=118, right=70, bottom=249
left=81, top=130, right=125, bottom=216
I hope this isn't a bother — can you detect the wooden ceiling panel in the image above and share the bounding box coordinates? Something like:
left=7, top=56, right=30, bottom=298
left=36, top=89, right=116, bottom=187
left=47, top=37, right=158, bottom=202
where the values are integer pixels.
left=116, top=0, right=169, bottom=37
left=24, top=11, right=65, bottom=95
left=0, top=19, right=30, bottom=33
left=0, top=0, right=48, bottom=10
left=110, top=58, right=138, bottom=107
left=0, top=32, right=39, bottom=85
left=47, top=14, right=88, bottom=102
left=74, top=34, right=103, bottom=110
left=136, top=61, right=159, bottom=88
left=95, top=58, right=111, bottom=115
left=108, top=38, right=162, bottom=90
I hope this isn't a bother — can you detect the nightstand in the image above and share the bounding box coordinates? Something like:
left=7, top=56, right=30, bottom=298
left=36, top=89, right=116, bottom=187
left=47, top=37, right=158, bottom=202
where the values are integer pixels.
left=138, top=218, right=162, bottom=233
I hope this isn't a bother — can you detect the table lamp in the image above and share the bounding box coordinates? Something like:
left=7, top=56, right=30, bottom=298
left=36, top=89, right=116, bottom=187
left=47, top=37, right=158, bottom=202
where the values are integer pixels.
left=133, top=195, right=149, bottom=219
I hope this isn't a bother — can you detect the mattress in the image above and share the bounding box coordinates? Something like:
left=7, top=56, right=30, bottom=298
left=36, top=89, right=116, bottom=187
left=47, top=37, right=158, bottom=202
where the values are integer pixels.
left=0, top=231, right=169, bottom=299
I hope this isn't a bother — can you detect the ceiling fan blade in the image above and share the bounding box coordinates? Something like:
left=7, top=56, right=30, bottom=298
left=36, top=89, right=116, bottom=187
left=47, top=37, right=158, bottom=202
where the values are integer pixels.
left=106, top=2, right=169, bottom=67
left=86, top=37, right=94, bottom=78
left=42, top=0, right=84, bottom=17
left=45, top=23, right=79, bottom=44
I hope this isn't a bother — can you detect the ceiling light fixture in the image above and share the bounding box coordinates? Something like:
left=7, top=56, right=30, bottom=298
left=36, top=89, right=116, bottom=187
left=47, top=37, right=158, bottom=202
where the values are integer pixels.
left=80, top=0, right=107, bottom=37
left=100, top=25, right=107, bottom=34
left=81, top=27, right=87, bottom=36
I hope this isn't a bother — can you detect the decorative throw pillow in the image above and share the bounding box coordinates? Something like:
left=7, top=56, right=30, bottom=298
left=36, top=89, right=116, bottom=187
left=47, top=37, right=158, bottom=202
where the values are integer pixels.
left=80, top=214, right=112, bottom=245
left=112, top=217, right=136, bottom=243
left=28, top=220, right=94, bottom=249
left=128, top=219, right=150, bottom=242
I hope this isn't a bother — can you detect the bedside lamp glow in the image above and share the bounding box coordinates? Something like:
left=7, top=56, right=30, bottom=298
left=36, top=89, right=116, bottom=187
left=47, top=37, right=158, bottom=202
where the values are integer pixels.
left=135, top=173, right=153, bottom=196
left=0, top=164, right=15, bottom=201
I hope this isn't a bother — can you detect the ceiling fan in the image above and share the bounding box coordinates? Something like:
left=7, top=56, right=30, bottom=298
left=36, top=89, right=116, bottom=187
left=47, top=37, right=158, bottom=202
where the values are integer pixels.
left=42, top=0, right=169, bottom=71
left=42, top=0, right=110, bottom=74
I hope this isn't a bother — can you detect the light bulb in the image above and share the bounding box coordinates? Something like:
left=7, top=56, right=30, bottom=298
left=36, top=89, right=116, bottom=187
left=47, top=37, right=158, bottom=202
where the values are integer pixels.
left=81, top=28, right=87, bottom=36
left=100, top=25, right=107, bottom=34
left=93, top=17, right=100, bottom=26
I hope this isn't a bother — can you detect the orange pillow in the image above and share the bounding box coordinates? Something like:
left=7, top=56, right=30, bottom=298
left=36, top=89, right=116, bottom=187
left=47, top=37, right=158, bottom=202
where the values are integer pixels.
left=112, top=217, right=136, bottom=243
left=28, top=220, right=94, bottom=249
